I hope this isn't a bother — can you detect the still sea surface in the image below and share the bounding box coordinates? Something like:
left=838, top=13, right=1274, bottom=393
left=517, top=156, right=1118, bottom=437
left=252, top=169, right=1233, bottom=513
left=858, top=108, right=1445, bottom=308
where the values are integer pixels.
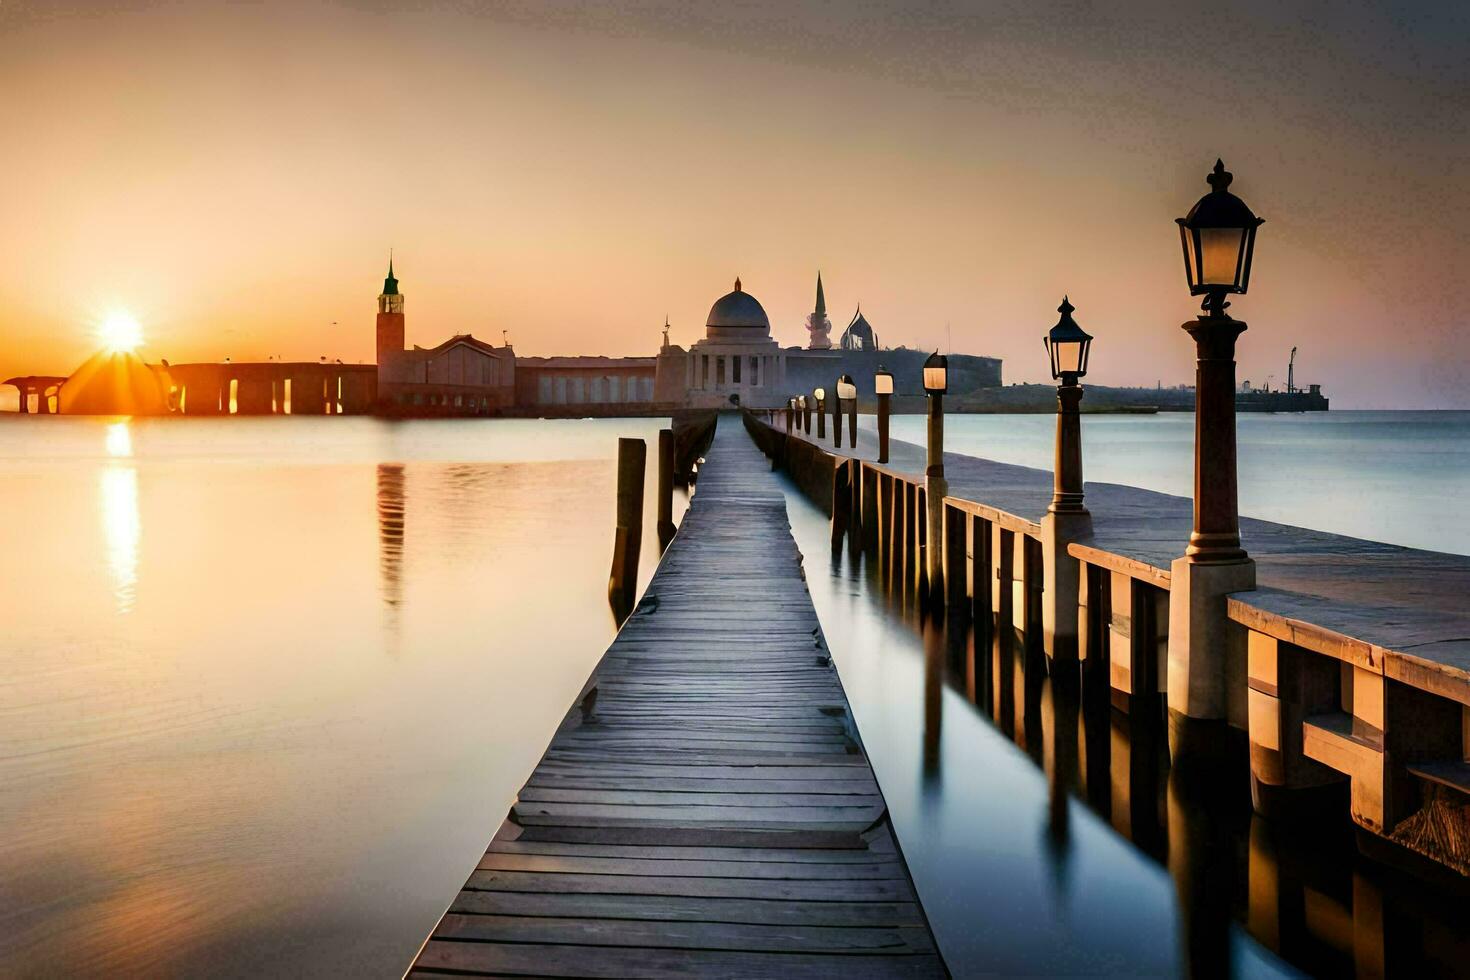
left=0, top=411, right=1466, bottom=976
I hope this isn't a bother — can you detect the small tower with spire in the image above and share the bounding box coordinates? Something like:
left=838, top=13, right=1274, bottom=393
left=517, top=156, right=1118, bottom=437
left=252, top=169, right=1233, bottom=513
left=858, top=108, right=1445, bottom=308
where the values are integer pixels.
left=376, top=254, right=405, bottom=368
left=804, top=270, right=833, bottom=350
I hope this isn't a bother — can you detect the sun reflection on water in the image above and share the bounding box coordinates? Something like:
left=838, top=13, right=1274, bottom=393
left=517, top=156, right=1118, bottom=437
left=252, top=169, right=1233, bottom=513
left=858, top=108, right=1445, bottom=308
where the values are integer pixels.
left=105, top=420, right=133, bottom=458
left=102, top=421, right=139, bottom=612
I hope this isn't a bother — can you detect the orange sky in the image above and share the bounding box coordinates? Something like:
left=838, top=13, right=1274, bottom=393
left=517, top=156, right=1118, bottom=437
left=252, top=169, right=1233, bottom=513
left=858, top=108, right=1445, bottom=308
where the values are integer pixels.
left=1, top=1, right=1465, bottom=408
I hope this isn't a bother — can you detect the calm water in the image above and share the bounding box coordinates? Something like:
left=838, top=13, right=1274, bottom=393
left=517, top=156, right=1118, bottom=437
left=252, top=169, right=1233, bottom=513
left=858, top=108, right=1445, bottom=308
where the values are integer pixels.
left=891, top=410, right=1470, bottom=555
left=0, top=416, right=684, bottom=977
left=2, top=411, right=1467, bottom=977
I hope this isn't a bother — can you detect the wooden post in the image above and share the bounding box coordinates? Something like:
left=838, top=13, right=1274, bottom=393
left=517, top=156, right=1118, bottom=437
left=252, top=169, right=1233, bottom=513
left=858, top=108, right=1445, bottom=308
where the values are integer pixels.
left=877, top=392, right=890, bottom=463
left=608, top=437, right=646, bottom=623
left=944, top=503, right=969, bottom=615
left=971, top=516, right=993, bottom=629
left=657, top=428, right=676, bottom=552
left=832, top=386, right=843, bottom=448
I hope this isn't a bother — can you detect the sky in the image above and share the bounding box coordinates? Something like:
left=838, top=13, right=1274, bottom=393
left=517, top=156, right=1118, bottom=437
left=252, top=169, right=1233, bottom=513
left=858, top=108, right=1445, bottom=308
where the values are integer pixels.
left=1, top=0, right=1466, bottom=408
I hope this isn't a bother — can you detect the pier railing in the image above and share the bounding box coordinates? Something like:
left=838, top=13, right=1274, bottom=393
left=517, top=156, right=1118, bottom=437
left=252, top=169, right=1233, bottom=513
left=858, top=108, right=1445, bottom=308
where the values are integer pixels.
left=743, top=409, right=1470, bottom=879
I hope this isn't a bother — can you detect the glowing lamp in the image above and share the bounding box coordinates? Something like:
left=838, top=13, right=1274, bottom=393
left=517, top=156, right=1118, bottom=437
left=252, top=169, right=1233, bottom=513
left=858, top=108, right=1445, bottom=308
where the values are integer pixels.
left=922, top=352, right=947, bottom=395
left=836, top=375, right=857, bottom=403
left=874, top=366, right=893, bottom=396
left=1043, top=297, right=1093, bottom=383
left=1177, top=159, right=1263, bottom=317
left=814, top=387, right=826, bottom=405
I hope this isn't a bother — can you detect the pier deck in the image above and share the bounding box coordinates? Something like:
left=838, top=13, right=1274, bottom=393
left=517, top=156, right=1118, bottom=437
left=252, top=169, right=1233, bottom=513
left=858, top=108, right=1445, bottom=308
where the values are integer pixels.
left=770, top=414, right=1470, bottom=874
left=409, top=415, right=943, bottom=978
left=787, top=418, right=1470, bottom=681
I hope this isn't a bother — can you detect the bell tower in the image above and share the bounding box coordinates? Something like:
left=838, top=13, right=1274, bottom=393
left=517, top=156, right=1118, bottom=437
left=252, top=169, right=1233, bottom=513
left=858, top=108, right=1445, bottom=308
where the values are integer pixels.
left=376, top=255, right=405, bottom=367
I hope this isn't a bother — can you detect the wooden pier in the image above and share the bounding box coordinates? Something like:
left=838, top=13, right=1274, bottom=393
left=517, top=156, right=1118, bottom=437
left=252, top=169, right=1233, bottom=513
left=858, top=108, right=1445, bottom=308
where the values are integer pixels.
left=753, top=411, right=1470, bottom=880
left=408, top=415, right=944, bottom=978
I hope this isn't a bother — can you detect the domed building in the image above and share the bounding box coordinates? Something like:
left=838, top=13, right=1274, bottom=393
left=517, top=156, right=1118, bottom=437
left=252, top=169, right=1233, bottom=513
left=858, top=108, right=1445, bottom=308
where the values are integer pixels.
left=650, top=271, right=1003, bottom=412
left=654, top=278, right=789, bottom=408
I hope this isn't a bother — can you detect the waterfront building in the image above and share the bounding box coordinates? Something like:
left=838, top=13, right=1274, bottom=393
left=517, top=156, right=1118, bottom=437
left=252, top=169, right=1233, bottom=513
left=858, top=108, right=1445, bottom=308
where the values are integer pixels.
left=649, top=274, right=1003, bottom=410
left=657, top=278, right=792, bottom=409
left=375, top=260, right=517, bottom=415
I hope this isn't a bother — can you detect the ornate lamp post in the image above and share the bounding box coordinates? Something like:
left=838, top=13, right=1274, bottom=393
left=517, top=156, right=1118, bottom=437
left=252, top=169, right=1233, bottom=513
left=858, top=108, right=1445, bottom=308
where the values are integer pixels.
left=799, top=394, right=810, bottom=434
left=785, top=397, right=794, bottom=434
left=1043, top=297, right=1092, bottom=516
left=814, top=387, right=827, bottom=440
left=874, top=366, right=893, bottom=464
left=1039, top=298, right=1094, bottom=659
left=922, top=352, right=946, bottom=478
left=1168, top=159, right=1262, bottom=740
left=1176, top=159, right=1262, bottom=563
left=836, top=374, right=857, bottom=449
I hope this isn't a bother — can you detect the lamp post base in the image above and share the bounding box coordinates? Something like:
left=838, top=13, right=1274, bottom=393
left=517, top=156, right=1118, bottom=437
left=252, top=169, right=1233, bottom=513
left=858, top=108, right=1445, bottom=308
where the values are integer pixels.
left=1167, top=555, right=1255, bottom=732
left=1041, top=509, right=1092, bottom=661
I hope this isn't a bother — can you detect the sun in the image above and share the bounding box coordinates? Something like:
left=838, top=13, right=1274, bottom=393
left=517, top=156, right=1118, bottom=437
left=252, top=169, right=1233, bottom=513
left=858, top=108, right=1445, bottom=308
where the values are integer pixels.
left=99, top=311, right=144, bottom=353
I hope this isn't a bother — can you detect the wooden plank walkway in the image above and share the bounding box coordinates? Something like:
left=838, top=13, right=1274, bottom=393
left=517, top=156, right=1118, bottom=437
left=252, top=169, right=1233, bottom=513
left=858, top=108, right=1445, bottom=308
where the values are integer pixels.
left=409, top=414, right=944, bottom=978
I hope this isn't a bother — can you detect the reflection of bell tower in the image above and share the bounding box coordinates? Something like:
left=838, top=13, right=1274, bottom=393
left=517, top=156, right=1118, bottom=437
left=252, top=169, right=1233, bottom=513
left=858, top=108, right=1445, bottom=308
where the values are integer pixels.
left=376, top=463, right=406, bottom=611
left=376, top=256, right=404, bottom=367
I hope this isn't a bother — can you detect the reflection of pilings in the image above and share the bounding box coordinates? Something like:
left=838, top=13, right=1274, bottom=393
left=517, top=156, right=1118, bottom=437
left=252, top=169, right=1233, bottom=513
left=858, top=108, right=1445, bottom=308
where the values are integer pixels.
left=376, top=464, right=406, bottom=610
left=1079, top=640, right=1113, bottom=813
left=993, top=623, right=1017, bottom=741
left=1168, top=764, right=1242, bottom=979
left=922, top=614, right=944, bottom=782
left=1113, top=699, right=1167, bottom=858
left=1043, top=673, right=1078, bottom=899
left=1021, top=643, right=1046, bottom=764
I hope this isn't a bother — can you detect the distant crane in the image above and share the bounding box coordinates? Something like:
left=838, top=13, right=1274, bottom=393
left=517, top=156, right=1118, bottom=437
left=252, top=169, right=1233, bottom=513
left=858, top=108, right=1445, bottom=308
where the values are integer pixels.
left=1287, top=346, right=1298, bottom=394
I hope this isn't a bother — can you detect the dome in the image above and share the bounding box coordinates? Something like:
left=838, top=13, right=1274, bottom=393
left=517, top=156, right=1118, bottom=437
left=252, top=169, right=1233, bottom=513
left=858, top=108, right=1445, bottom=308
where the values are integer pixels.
left=840, top=307, right=878, bottom=351
left=705, top=278, right=771, bottom=341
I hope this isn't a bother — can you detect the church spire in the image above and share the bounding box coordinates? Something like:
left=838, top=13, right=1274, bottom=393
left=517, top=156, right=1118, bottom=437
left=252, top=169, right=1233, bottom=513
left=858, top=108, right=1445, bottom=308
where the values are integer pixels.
left=815, top=271, right=826, bottom=317
left=382, top=252, right=399, bottom=296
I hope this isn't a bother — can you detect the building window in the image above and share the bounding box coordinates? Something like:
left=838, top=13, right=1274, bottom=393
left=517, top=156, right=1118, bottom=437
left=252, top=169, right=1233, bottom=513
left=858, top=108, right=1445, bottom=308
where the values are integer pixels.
left=716, top=357, right=726, bottom=386
left=751, top=356, right=759, bottom=386
left=701, top=355, right=710, bottom=387
left=732, top=357, right=742, bottom=384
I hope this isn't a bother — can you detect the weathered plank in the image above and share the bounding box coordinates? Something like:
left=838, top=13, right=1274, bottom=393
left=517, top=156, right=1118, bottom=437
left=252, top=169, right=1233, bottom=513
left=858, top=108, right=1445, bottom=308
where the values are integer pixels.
left=446, top=891, right=926, bottom=927
left=407, top=414, right=943, bottom=977
left=413, top=941, right=946, bottom=978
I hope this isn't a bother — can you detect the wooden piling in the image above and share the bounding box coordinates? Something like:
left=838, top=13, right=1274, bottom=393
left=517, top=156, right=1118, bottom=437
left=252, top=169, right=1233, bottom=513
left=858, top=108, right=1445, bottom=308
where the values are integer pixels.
left=657, top=428, right=676, bottom=553
left=607, top=437, right=646, bottom=623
